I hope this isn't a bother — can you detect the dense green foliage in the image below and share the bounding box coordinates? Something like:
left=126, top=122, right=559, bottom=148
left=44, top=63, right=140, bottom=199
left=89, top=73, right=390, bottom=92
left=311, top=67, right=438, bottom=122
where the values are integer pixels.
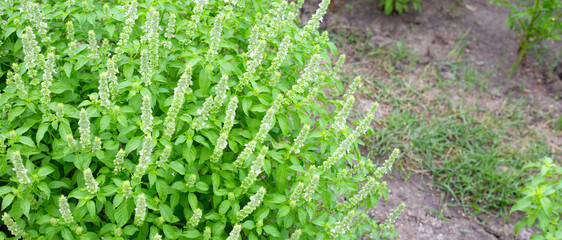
left=511, top=157, right=561, bottom=240
left=378, top=0, right=421, bottom=15
left=490, top=0, right=562, bottom=74
left=0, top=0, right=404, bottom=239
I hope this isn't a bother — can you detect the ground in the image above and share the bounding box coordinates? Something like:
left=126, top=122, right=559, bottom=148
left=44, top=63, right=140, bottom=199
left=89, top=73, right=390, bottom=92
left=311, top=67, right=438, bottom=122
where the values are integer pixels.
left=302, top=0, right=561, bottom=239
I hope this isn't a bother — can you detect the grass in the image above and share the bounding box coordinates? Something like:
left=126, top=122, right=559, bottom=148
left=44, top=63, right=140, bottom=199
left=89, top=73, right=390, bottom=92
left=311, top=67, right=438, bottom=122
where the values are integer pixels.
left=329, top=29, right=556, bottom=215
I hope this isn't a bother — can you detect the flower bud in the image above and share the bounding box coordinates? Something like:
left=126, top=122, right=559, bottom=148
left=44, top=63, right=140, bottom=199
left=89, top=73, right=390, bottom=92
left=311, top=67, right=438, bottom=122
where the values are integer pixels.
left=157, top=145, right=171, bottom=167
left=41, top=52, right=56, bottom=106
left=2, top=212, right=26, bottom=238
left=210, top=96, right=238, bottom=163
left=186, top=208, right=202, bottom=229
left=186, top=174, right=196, bottom=188
left=153, top=233, right=162, bottom=240
left=134, top=193, right=147, bottom=226
left=203, top=226, right=212, bottom=239
left=114, top=149, right=125, bottom=172
left=78, top=109, right=91, bottom=151
left=226, top=224, right=241, bottom=240
left=302, top=174, right=319, bottom=202
left=88, top=30, right=99, bottom=60
left=163, top=65, right=193, bottom=139
left=92, top=136, right=102, bottom=153
left=65, top=134, right=78, bottom=151
left=289, top=182, right=305, bottom=207
left=290, top=124, right=310, bottom=154
left=206, top=14, right=224, bottom=63
left=133, top=135, right=153, bottom=180
left=236, top=187, right=266, bottom=222
left=141, top=94, right=153, bottom=136
left=240, top=146, right=267, bottom=192
left=10, top=151, right=30, bottom=184
left=122, top=180, right=133, bottom=199
left=98, top=72, right=111, bottom=109
left=58, top=195, right=74, bottom=225
left=22, top=26, right=40, bottom=81
left=381, top=203, right=405, bottom=231
left=289, top=229, right=302, bottom=240
left=83, top=168, right=99, bottom=195
left=140, top=49, right=151, bottom=86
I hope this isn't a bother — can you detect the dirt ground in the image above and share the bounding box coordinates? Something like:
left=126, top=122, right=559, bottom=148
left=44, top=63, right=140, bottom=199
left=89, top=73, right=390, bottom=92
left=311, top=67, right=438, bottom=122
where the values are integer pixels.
left=301, top=0, right=562, bottom=239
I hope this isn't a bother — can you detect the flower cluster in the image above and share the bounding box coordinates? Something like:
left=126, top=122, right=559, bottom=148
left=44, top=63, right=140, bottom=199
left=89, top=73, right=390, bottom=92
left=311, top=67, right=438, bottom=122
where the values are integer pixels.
left=98, top=72, right=111, bottom=109
left=322, top=103, right=379, bottom=170
left=302, top=174, right=319, bottom=202
left=2, top=213, right=26, bottom=238
left=211, top=74, right=229, bottom=113
left=83, top=168, right=99, bottom=195
left=153, top=233, right=162, bottom=240
left=332, top=95, right=355, bottom=131
left=186, top=208, right=202, bottom=229
left=210, top=96, right=238, bottom=163
left=380, top=203, right=405, bottom=232
left=133, top=135, right=153, bottom=180
left=143, top=8, right=161, bottom=69
left=240, top=146, right=267, bottom=192
left=163, top=65, right=193, bottom=139
left=302, top=0, right=330, bottom=39
left=40, top=52, right=55, bottom=107
left=236, top=39, right=266, bottom=90
left=134, top=193, right=147, bottom=226
left=21, top=1, right=48, bottom=40
left=10, top=150, right=30, bottom=185
left=122, top=180, right=133, bottom=199
left=6, top=64, right=27, bottom=97
left=114, top=149, right=125, bottom=172
left=289, top=182, right=305, bottom=208
left=185, top=0, right=207, bottom=41
left=374, top=148, right=400, bottom=179
left=164, top=13, right=176, bottom=49
left=64, top=134, right=78, bottom=152
left=268, top=35, right=291, bottom=86
left=285, top=53, right=321, bottom=103
left=22, top=26, right=41, bottom=81
left=225, top=224, right=241, bottom=240
left=106, top=58, right=119, bottom=100
left=289, top=229, right=302, bottom=240
left=236, top=187, right=266, bottom=222
left=58, top=195, right=74, bottom=225
left=192, top=96, right=214, bottom=130
left=289, top=124, right=310, bottom=154
left=186, top=174, right=197, bottom=188
left=205, top=14, right=224, bottom=62
left=66, top=21, right=76, bottom=57
left=140, top=49, right=151, bottom=86
left=156, top=145, right=171, bottom=167
left=88, top=30, right=99, bottom=60
left=329, top=210, right=360, bottom=237
left=115, top=0, right=138, bottom=58
left=341, top=177, right=384, bottom=210
left=141, top=94, right=153, bottom=136
left=78, top=109, right=92, bottom=151
left=203, top=226, right=212, bottom=239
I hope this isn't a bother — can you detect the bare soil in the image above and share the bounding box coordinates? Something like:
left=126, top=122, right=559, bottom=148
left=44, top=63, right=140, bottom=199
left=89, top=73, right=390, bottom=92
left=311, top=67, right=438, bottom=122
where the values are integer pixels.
left=301, top=0, right=562, bottom=239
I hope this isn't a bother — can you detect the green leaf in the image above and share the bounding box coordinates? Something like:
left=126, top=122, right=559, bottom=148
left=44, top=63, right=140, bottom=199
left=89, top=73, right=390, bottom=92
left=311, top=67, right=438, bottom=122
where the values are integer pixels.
left=75, top=58, right=89, bottom=70
left=0, top=186, right=11, bottom=196
left=36, top=122, right=49, bottom=144
left=115, top=202, right=131, bottom=227
left=8, top=107, right=25, bottom=122
left=100, top=115, right=111, bottom=132
left=195, top=181, right=209, bottom=192
left=160, top=204, right=175, bottom=222
left=169, top=161, right=186, bottom=175
left=188, top=193, right=198, bottom=210
left=182, top=229, right=201, bottom=239
left=64, top=62, right=73, bottom=78
left=37, top=166, right=55, bottom=177
left=87, top=200, right=96, bottom=219
left=125, top=136, right=142, bottom=153
left=263, top=225, right=280, bottom=237
left=2, top=194, right=14, bottom=211
left=278, top=205, right=291, bottom=218
left=38, top=182, right=50, bottom=199
left=242, top=220, right=255, bottom=229
left=163, top=224, right=181, bottom=239
left=218, top=200, right=230, bottom=214
left=19, top=136, right=36, bottom=148
left=61, top=228, right=74, bottom=240
left=14, top=197, right=31, bottom=217
left=242, top=97, right=252, bottom=116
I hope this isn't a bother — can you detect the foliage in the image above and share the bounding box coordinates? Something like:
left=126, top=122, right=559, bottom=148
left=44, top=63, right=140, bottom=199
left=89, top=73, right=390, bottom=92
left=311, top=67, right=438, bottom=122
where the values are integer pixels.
left=0, top=0, right=404, bottom=239
left=378, top=0, right=422, bottom=15
left=490, top=0, right=562, bottom=75
left=511, top=157, right=561, bottom=240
